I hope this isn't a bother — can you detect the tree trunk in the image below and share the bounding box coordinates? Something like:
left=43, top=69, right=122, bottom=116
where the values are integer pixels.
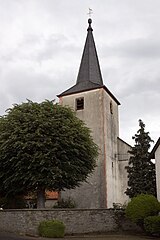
left=37, top=188, right=45, bottom=208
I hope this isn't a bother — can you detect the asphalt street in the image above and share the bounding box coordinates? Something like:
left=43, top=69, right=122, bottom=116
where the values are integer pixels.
left=0, top=232, right=155, bottom=240
left=0, top=232, right=37, bottom=240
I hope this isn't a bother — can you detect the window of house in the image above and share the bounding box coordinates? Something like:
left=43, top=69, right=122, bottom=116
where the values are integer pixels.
left=76, top=97, right=84, bottom=110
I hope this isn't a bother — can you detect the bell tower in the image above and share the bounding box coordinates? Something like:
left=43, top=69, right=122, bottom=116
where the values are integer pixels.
left=58, top=19, right=120, bottom=208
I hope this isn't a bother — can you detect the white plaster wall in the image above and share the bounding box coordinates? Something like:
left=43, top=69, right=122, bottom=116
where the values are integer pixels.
left=60, top=89, right=107, bottom=208
left=103, top=91, right=119, bottom=207
left=117, top=138, right=131, bottom=205
left=59, top=88, right=121, bottom=208
left=155, top=146, right=160, bottom=201
left=45, top=199, right=57, bottom=208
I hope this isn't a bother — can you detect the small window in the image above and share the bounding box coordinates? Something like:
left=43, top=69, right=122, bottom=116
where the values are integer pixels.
left=110, top=101, right=113, bottom=114
left=76, top=97, right=84, bottom=110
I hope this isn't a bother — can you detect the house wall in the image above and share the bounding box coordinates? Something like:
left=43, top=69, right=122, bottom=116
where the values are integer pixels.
left=0, top=209, right=141, bottom=236
left=59, top=88, right=119, bottom=208
left=117, top=138, right=131, bottom=206
left=155, top=145, right=160, bottom=201
left=102, top=90, right=119, bottom=207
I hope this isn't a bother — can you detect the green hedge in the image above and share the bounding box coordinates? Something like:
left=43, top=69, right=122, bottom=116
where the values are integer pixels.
left=125, top=194, right=160, bottom=227
left=38, top=220, right=65, bottom=238
left=144, top=216, right=160, bottom=236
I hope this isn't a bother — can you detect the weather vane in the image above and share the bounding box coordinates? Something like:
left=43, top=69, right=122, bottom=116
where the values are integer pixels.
left=87, top=8, right=93, bottom=18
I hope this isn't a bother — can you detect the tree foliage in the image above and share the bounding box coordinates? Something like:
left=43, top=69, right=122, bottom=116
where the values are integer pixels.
left=125, top=119, right=156, bottom=198
left=0, top=100, right=98, bottom=207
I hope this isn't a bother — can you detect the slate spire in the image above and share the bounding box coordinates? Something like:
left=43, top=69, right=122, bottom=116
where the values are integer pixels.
left=58, top=18, right=104, bottom=97
left=58, top=19, right=120, bottom=105
left=76, top=18, right=103, bottom=86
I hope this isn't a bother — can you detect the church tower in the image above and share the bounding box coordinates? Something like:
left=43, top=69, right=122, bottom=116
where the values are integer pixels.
left=58, top=19, right=122, bottom=208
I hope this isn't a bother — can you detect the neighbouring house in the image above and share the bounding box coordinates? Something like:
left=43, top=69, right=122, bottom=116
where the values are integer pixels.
left=150, top=138, right=160, bottom=201
left=25, top=191, right=58, bottom=208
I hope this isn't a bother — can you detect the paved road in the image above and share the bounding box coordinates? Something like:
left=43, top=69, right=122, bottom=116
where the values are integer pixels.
left=0, top=232, right=37, bottom=240
left=0, top=232, right=155, bottom=240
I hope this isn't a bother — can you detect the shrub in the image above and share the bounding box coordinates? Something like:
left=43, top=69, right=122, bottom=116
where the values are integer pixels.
left=125, top=194, right=160, bottom=227
left=113, top=202, right=126, bottom=210
left=53, top=197, right=76, bottom=208
left=144, top=216, right=160, bottom=236
left=38, top=220, right=65, bottom=238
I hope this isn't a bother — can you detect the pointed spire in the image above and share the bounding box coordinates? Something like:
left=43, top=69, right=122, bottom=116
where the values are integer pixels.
left=58, top=19, right=120, bottom=105
left=76, top=18, right=103, bottom=86
left=58, top=19, right=103, bottom=97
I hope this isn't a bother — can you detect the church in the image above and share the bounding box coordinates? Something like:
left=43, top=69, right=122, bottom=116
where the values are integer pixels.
left=57, top=19, right=131, bottom=209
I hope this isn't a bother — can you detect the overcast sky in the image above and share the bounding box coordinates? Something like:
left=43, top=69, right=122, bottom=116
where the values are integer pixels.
left=0, top=0, right=160, bottom=147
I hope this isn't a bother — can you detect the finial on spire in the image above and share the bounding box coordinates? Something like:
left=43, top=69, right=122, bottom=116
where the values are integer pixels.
left=88, top=18, right=92, bottom=25
left=87, top=8, right=93, bottom=31
left=87, top=18, right=93, bottom=31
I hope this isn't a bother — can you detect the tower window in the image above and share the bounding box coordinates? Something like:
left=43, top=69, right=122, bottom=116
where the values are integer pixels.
left=76, top=97, right=84, bottom=110
left=110, top=101, right=113, bottom=114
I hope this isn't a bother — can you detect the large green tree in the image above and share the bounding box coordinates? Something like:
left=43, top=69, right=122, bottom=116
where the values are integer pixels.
left=125, top=119, right=156, bottom=198
left=0, top=100, right=98, bottom=208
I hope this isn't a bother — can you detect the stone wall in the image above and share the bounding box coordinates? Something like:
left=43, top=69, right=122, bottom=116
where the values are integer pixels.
left=0, top=209, right=140, bottom=236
